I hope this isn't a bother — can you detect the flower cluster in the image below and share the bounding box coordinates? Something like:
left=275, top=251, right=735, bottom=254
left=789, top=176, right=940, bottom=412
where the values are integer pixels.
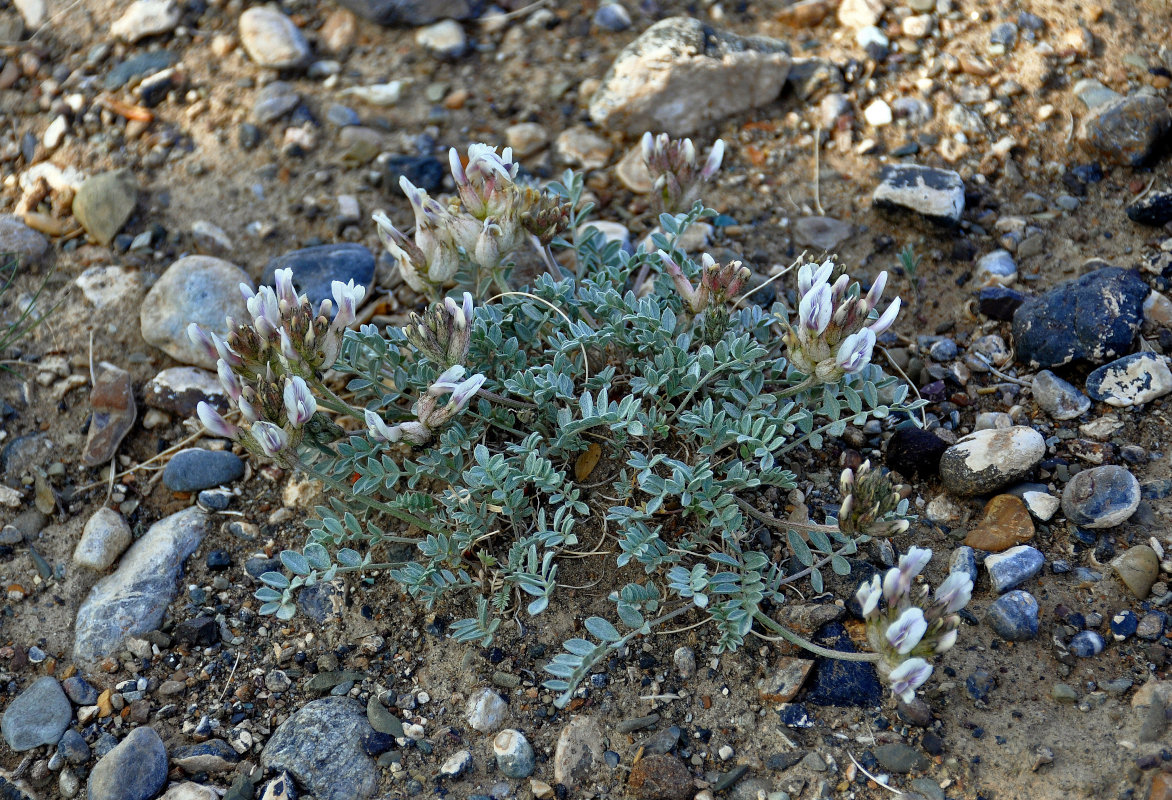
left=837, top=460, right=910, bottom=538
left=373, top=144, right=571, bottom=297
left=641, top=132, right=724, bottom=214
left=405, top=292, right=474, bottom=369
left=188, top=269, right=365, bottom=461
left=659, top=251, right=751, bottom=315
left=855, top=546, right=972, bottom=703
left=366, top=365, right=485, bottom=446
left=782, top=261, right=900, bottom=384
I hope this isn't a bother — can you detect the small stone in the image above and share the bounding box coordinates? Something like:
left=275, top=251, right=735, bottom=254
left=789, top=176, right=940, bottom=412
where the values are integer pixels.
left=105, top=50, right=176, bottom=90
left=1112, top=545, right=1161, bottom=599
left=440, top=749, right=473, bottom=778
left=673, top=646, right=696, bottom=679
left=160, top=784, right=219, bottom=800
left=872, top=163, right=965, bottom=225
left=73, top=507, right=133, bottom=571
left=974, top=250, right=1017, bottom=288
left=594, top=3, right=631, bottom=31
left=1069, top=630, right=1104, bottom=658
left=0, top=215, right=48, bottom=264
left=555, top=126, right=614, bottom=170
left=172, top=739, right=240, bottom=773
left=110, top=0, right=179, bottom=42
left=885, top=426, right=949, bottom=479
left=141, top=255, right=253, bottom=369
left=627, top=753, right=692, bottom=800
left=757, top=657, right=814, bottom=704
left=1013, top=267, right=1148, bottom=369
left=466, top=687, right=508, bottom=733
left=1085, top=353, right=1172, bottom=407
left=253, top=81, right=301, bottom=124
left=1138, top=612, right=1166, bottom=641
left=977, top=286, right=1029, bottom=321
left=1079, top=93, right=1172, bottom=167
left=505, top=123, right=549, bottom=158
left=262, top=243, right=375, bottom=313
left=57, top=729, right=90, bottom=765
left=964, top=494, right=1034, bottom=552
left=1051, top=683, right=1079, bottom=703
left=73, top=170, right=137, bottom=245
left=380, top=154, right=444, bottom=193
left=144, top=367, right=227, bottom=416
left=837, top=0, right=883, bottom=28
left=62, top=676, right=98, bottom=706
left=261, top=697, right=379, bottom=800
left=1011, top=485, right=1061, bottom=521
left=984, top=545, right=1045, bottom=593
left=1031, top=370, right=1091, bottom=420
left=415, top=19, right=467, bottom=59
left=1127, top=190, right=1172, bottom=227
left=949, top=546, right=978, bottom=581
left=873, top=743, right=929, bottom=774
left=588, top=16, right=792, bottom=136
left=175, top=615, right=218, bottom=646
left=985, top=590, right=1039, bottom=641
left=494, top=729, right=536, bottom=779
left=1152, top=773, right=1172, bottom=800
left=1062, top=465, right=1141, bottom=529
left=805, top=623, right=882, bottom=707
left=366, top=696, right=404, bottom=738
left=239, top=6, right=310, bottom=69
left=1111, top=610, right=1139, bottom=641
left=554, top=715, right=604, bottom=789
left=163, top=449, right=245, bottom=492
left=81, top=362, right=136, bottom=467
left=864, top=99, right=893, bottom=126
left=793, top=216, right=853, bottom=251
left=1, top=677, right=72, bottom=751
left=939, top=426, right=1045, bottom=496
left=88, top=727, right=167, bottom=800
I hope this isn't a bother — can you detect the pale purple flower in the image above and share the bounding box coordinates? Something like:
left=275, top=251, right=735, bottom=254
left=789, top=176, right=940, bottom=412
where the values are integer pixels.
left=279, top=328, right=300, bottom=363
left=331, top=279, right=366, bottom=328
left=798, top=282, right=832, bottom=334
left=251, top=421, right=289, bottom=458
left=659, top=250, right=699, bottom=310
left=855, top=576, right=882, bottom=618
left=868, top=296, right=901, bottom=337
left=885, top=607, right=928, bottom=655
left=934, top=572, right=973, bottom=614
left=882, top=565, right=904, bottom=605
left=237, top=397, right=260, bottom=424
left=245, top=285, right=280, bottom=330
left=283, top=377, right=316, bottom=427
left=448, top=373, right=486, bottom=412
left=701, top=139, right=724, bottom=179
left=187, top=323, right=218, bottom=362
left=888, top=657, right=933, bottom=703
left=935, top=627, right=959, bottom=653
left=216, top=359, right=241, bottom=402
left=197, top=402, right=238, bottom=439
left=211, top=333, right=243, bottom=369
left=430, top=365, right=468, bottom=396
left=865, top=271, right=888, bottom=309
left=899, top=546, right=932, bottom=581
left=797, top=260, right=833, bottom=295
left=365, top=409, right=403, bottom=444
left=835, top=329, right=876, bottom=374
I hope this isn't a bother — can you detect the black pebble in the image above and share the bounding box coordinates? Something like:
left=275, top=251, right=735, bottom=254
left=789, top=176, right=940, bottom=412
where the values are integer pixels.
left=206, top=550, right=231, bottom=571
left=885, top=425, right=949, bottom=479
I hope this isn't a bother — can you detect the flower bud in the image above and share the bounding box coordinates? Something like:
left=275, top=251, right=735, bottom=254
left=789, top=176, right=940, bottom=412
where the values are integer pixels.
left=197, top=402, right=238, bottom=439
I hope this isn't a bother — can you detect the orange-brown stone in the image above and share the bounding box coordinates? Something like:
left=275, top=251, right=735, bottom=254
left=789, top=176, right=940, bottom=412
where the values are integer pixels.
left=963, top=494, right=1034, bottom=552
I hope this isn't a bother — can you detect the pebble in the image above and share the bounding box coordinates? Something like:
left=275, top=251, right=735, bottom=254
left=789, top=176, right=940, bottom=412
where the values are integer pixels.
left=331, top=0, right=475, bottom=25
left=57, top=729, right=90, bottom=765
left=73, top=507, right=209, bottom=668
left=553, top=715, right=604, bottom=789
left=440, top=749, right=473, bottom=778
left=1010, top=484, right=1061, bottom=521
left=977, top=286, right=1030, bottom=321
left=110, top=0, right=179, bottom=42
left=1014, top=267, right=1148, bottom=369
left=1079, top=92, right=1172, bottom=167
left=673, top=646, right=696, bottom=679
left=805, top=623, right=882, bottom=707
left=144, top=367, right=226, bottom=416
left=141, top=255, right=254, bottom=369
left=756, top=657, right=814, bottom=704
left=0, top=214, right=48, bottom=264
left=594, top=2, right=631, bottom=31
left=62, top=676, right=98, bottom=706
left=1126, top=190, right=1172, bottom=227
left=415, top=19, right=466, bottom=59
left=863, top=99, right=893, bottom=127
left=262, top=698, right=379, bottom=800
left=984, top=545, right=1045, bottom=593
left=73, top=170, right=137, bottom=245
left=239, top=6, right=310, bottom=69
left=504, top=122, right=549, bottom=158
left=1061, top=465, right=1140, bottom=529
left=1069, top=630, right=1105, bottom=658
left=1112, top=610, right=1139, bottom=641
left=964, top=494, right=1034, bottom=552
left=466, top=687, right=508, bottom=733
left=627, top=753, right=693, bottom=800
left=1138, top=612, right=1166, bottom=640
left=974, top=250, right=1017, bottom=288
left=871, top=163, right=965, bottom=225
left=950, top=546, right=978, bottom=581
left=1052, top=683, right=1079, bottom=703
left=253, top=81, right=301, bottom=124
left=1031, top=370, right=1091, bottom=420
left=885, top=425, right=950, bottom=479
left=326, top=103, right=360, bottom=127
left=1, top=677, right=72, bottom=751
left=494, top=729, right=536, bottom=778
left=88, top=726, right=168, bottom=800
left=366, top=696, right=404, bottom=738
left=1085, top=353, right=1172, bottom=407
left=588, top=16, right=792, bottom=136
left=938, top=426, right=1045, bottom=496
left=873, top=743, right=929, bottom=774
left=82, top=362, right=137, bottom=467
left=73, top=507, right=133, bottom=571
left=172, top=739, right=240, bottom=773
left=555, top=126, right=614, bottom=170
left=160, top=785, right=219, bottom=800
left=792, top=216, right=853, bottom=251
left=985, top=590, right=1039, bottom=641
left=838, top=0, right=883, bottom=28
left=175, top=615, right=218, bottom=646
left=1112, top=545, right=1161, bottom=599
left=162, top=449, right=245, bottom=492
left=381, top=154, right=445, bottom=193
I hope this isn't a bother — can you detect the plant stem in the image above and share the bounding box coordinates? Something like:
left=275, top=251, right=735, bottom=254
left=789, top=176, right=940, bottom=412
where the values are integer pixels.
left=477, top=388, right=537, bottom=410
left=753, top=611, right=880, bottom=662
left=775, top=416, right=845, bottom=456
left=312, top=380, right=366, bottom=421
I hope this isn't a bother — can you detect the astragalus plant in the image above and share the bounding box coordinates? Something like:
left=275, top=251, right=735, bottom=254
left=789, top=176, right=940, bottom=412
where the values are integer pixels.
left=189, top=139, right=969, bottom=707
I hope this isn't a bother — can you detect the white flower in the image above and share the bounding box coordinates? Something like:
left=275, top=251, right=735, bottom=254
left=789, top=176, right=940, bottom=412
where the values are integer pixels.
left=934, top=572, right=973, bottom=614
left=797, top=260, right=834, bottom=295
left=283, top=377, right=316, bottom=427
left=888, top=657, right=933, bottom=703
left=251, top=421, right=289, bottom=458
left=365, top=409, right=403, bottom=444
left=855, top=576, right=882, bottom=618
left=899, top=546, right=932, bottom=581
left=216, top=359, right=241, bottom=402
left=701, top=139, right=725, bottom=179
left=935, top=627, right=959, bottom=653
left=798, top=282, right=832, bottom=334
left=869, top=296, right=901, bottom=336
left=197, top=402, right=238, bottom=439
left=835, top=329, right=875, bottom=374
left=885, top=607, right=928, bottom=655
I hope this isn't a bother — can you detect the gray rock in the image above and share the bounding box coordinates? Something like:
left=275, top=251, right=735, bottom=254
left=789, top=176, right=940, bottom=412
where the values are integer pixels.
left=104, top=50, right=177, bottom=90
left=0, top=214, right=49, bottom=264
left=239, top=6, right=310, bottom=69
left=1079, top=92, right=1172, bottom=167
left=140, top=255, right=253, bottom=369
left=62, top=676, right=98, bottom=705
left=1031, top=370, right=1091, bottom=420
left=1085, top=353, right=1172, bottom=407
left=110, top=0, right=180, bottom=42
left=261, top=243, right=374, bottom=312
left=88, top=726, right=167, bottom=800
left=330, top=0, right=476, bottom=25
left=594, top=2, right=631, bottom=32
left=144, top=367, right=227, bottom=416
left=1, top=677, right=72, bottom=751
left=72, top=170, right=137, bottom=245
left=985, top=590, right=1039, bottom=641
left=439, top=749, right=473, bottom=778
left=1061, top=465, right=1140, bottom=529
left=588, top=16, right=791, bottom=136
left=872, top=743, right=928, bottom=774
left=261, top=697, right=380, bottom=800
left=494, top=729, right=535, bottom=778
left=171, top=739, right=239, bottom=773
left=466, top=687, right=508, bottom=733
left=872, top=163, right=965, bottom=225
left=974, top=249, right=1017, bottom=288
left=949, top=545, right=978, bottom=581
left=984, top=545, right=1044, bottom=593
left=57, top=728, right=90, bottom=765
left=793, top=216, right=853, bottom=251
left=73, top=507, right=133, bottom=571
left=73, top=507, right=209, bottom=668
left=554, top=715, right=604, bottom=789
left=938, top=426, right=1045, bottom=496
left=253, top=80, right=301, bottom=124
left=162, top=448, right=245, bottom=492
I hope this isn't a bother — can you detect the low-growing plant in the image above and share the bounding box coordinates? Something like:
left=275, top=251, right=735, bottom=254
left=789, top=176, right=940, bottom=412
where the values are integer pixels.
left=190, top=141, right=969, bottom=707
left=0, top=254, right=56, bottom=370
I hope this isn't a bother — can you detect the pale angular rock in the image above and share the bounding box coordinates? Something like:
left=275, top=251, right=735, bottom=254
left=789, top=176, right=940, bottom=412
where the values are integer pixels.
left=239, top=6, right=310, bottom=69
left=74, top=507, right=133, bottom=570
left=110, top=0, right=180, bottom=42
left=553, top=715, right=604, bottom=789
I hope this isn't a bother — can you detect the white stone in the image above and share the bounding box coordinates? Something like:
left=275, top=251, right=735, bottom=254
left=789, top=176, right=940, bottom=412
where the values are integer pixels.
left=338, top=81, right=405, bottom=106
left=1144, top=291, right=1172, bottom=328
left=415, top=19, right=466, bottom=59
left=110, top=0, right=181, bottom=42
left=925, top=494, right=965, bottom=524
left=14, top=0, right=47, bottom=28
left=191, top=220, right=233, bottom=254
left=578, top=221, right=631, bottom=252
left=466, top=687, right=508, bottom=733
left=439, top=749, right=473, bottom=777
left=901, top=13, right=933, bottom=38
left=1020, top=490, right=1060, bottom=522
left=505, top=122, right=549, bottom=158
left=75, top=266, right=149, bottom=309
left=1090, top=354, right=1172, bottom=407
left=160, top=783, right=219, bottom=800
left=239, top=6, right=310, bottom=69
left=863, top=99, right=892, bottom=127
left=872, top=163, right=965, bottom=224
left=615, top=145, right=653, bottom=193
left=838, top=0, right=884, bottom=28
left=939, top=426, right=1046, bottom=496
left=555, top=126, right=613, bottom=170
left=74, top=507, right=133, bottom=571
left=43, top=115, right=67, bottom=150
left=974, top=250, right=1017, bottom=288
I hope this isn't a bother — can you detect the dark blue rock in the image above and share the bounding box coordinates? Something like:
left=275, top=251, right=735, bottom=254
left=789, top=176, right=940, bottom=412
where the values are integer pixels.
left=885, top=425, right=949, bottom=479
left=94, top=732, right=119, bottom=758
left=331, top=0, right=479, bottom=25
left=260, top=697, right=379, bottom=800
left=1069, top=630, right=1104, bottom=658
left=297, top=580, right=344, bottom=625
left=88, top=726, right=168, bottom=800
left=104, top=51, right=177, bottom=90
left=1012, top=267, right=1148, bottom=368
left=593, top=2, right=631, bottom=30
left=1111, top=610, right=1139, bottom=641
left=1085, top=353, right=1172, bottom=407
left=985, top=590, right=1039, bottom=641
left=777, top=703, right=814, bottom=728
left=1127, top=190, right=1172, bottom=227
left=949, top=546, right=978, bottom=582
left=984, top=545, right=1044, bottom=593
left=206, top=549, right=232, bottom=571
left=804, top=623, right=882, bottom=707
left=381, top=155, right=446, bottom=194
left=198, top=489, right=233, bottom=510
left=262, top=243, right=375, bottom=312
left=58, top=728, right=90, bottom=764
left=362, top=730, right=396, bottom=756
left=965, top=668, right=996, bottom=701
left=62, top=675, right=99, bottom=706
left=163, top=448, right=245, bottom=492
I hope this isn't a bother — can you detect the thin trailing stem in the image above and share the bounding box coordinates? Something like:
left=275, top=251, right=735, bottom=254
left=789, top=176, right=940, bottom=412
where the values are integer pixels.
left=753, top=610, right=880, bottom=662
